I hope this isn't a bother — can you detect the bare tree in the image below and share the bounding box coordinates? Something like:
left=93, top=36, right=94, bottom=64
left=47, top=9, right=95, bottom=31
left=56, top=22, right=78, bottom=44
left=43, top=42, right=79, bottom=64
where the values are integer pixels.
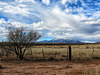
left=1, top=27, right=41, bottom=60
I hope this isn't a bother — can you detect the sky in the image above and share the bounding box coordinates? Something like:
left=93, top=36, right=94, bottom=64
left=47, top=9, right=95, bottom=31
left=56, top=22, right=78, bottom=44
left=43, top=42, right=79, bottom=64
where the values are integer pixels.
left=0, top=0, right=100, bottom=42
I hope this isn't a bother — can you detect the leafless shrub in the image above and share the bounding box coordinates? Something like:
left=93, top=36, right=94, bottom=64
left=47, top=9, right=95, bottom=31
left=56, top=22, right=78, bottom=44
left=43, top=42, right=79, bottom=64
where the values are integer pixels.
left=1, top=27, right=41, bottom=60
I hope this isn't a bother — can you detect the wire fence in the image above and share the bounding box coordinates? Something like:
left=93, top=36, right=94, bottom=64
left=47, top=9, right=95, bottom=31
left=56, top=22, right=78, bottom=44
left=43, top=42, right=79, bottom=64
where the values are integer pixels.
left=0, top=46, right=100, bottom=61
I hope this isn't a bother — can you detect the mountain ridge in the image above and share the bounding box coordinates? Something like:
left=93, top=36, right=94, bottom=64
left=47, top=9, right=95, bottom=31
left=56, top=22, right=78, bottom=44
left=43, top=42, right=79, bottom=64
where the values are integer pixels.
left=38, top=38, right=82, bottom=43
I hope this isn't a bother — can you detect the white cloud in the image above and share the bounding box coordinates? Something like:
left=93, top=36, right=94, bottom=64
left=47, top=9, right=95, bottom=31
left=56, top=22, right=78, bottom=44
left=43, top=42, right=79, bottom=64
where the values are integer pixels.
left=0, top=18, right=7, bottom=24
left=0, top=0, right=100, bottom=42
left=39, top=6, right=100, bottom=41
left=62, top=0, right=67, bottom=5
left=92, top=11, right=100, bottom=18
left=15, top=0, right=36, bottom=3
left=32, top=21, right=44, bottom=30
left=3, top=4, right=31, bottom=16
left=42, top=0, right=50, bottom=6
left=61, top=0, right=78, bottom=5
left=0, top=1, right=7, bottom=5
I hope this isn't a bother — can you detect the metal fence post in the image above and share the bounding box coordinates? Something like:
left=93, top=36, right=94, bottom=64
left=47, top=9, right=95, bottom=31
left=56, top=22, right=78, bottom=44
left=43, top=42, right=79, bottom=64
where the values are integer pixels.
left=69, top=46, right=71, bottom=61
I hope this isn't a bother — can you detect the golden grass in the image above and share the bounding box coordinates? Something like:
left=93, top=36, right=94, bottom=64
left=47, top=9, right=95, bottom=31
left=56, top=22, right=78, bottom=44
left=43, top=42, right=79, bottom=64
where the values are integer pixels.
left=1, top=44, right=100, bottom=75
left=23, top=43, right=100, bottom=61
left=1, top=43, right=100, bottom=61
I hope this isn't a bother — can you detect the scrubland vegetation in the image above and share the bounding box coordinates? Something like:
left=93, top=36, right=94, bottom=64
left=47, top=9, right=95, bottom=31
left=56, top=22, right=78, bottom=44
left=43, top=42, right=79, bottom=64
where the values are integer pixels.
left=0, top=43, right=100, bottom=75
left=1, top=43, right=100, bottom=61
left=0, top=27, right=100, bottom=75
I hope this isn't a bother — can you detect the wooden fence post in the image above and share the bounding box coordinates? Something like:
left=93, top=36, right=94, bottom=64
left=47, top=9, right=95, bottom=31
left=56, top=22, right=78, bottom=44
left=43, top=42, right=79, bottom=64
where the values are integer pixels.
left=67, top=47, right=69, bottom=60
left=91, top=47, right=94, bottom=58
left=42, top=49, right=45, bottom=61
left=69, top=46, right=71, bottom=61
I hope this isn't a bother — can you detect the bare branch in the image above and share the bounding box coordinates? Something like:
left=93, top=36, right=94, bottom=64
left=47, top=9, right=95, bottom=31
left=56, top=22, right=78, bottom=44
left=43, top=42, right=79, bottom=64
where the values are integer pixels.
left=1, top=27, right=41, bottom=60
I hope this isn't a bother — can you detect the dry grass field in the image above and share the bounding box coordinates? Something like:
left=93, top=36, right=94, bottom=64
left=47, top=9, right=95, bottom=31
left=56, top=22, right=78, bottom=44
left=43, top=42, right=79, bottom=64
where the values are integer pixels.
left=0, top=43, right=100, bottom=75
left=28, top=44, right=100, bottom=61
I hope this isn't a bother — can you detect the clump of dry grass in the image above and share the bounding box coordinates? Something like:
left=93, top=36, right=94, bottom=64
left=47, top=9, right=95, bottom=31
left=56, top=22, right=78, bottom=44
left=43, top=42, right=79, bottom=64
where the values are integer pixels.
left=71, top=67, right=100, bottom=75
left=84, top=67, right=100, bottom=75
left=66, top=64, right=72, bottom=68
left=0, top=65, right=3, bottom=69
left=72, top=52, right=92, bottom=61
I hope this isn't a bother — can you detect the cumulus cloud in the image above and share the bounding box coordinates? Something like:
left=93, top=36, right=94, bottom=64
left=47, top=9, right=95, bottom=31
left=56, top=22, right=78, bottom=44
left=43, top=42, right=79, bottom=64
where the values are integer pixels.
left=92, top=11, right=100, bottom=18
left=0, top=0, right=100, bottom=42
left=41, top=5, right=100, bottom=41
left=61, top=0, right=67, bottom=5
left=15, top=0, right=35, bottom=3
left=0, top=1, right=32, bottom=16
left=42, top=0, right=50, bottom=6
left=61, top=0, right=78, bottom=5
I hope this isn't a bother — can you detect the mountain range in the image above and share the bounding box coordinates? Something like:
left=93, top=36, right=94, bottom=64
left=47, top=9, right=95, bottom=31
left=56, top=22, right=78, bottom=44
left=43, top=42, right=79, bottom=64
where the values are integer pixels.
left=38, top=38, right=82, bottom=43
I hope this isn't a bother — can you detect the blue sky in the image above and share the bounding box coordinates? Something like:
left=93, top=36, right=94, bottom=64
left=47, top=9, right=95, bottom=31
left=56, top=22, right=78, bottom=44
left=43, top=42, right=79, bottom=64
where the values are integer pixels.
left=0, top=0, right=100, bottom=42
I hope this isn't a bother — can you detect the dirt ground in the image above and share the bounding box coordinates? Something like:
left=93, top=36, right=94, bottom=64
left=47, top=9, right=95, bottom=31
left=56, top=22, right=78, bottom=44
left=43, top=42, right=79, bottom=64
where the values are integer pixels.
left=0, top=59, right=100, bottom=75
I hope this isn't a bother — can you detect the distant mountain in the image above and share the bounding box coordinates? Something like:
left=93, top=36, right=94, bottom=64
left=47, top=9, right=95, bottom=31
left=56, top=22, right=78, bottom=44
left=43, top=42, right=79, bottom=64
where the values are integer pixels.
left=38, top=38, right=82, bottom=43
left=96, top=41, right=100, bottom=43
